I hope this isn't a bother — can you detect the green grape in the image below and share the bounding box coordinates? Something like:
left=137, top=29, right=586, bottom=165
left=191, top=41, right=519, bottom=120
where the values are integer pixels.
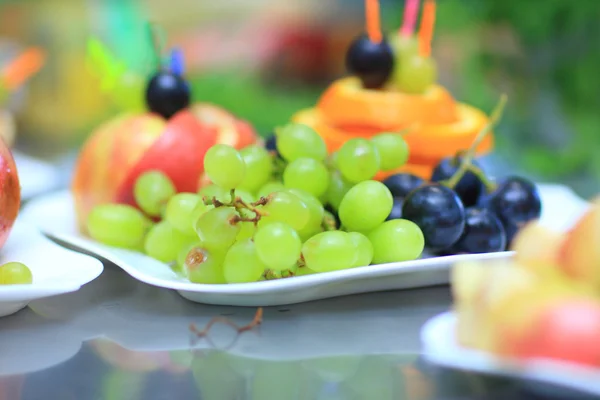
left=223, top=239, right=266, bottom=283
left=235, top=220, right=256, bottom=241
left=87, top=204, right=148, bottom=249
left=256, top=181, right=286, bottom=199
left=254, top=222, right=301, bottom=271
left=190, top=200, right=214, bottom=225
left=287, top=188, right=324, bottom=240
left=393, top=54, right=437, bottom=94
left=370, top=133, right=409, bottom=171
left=164, top=193, right=200, bottom=236
left=339, top=180, right=393, bottom=233
left=176, top=241, right=201, bottom=275
left=348, top=232, right=373, bottom=267
left=238, top=145, right=273, bottom=193
left=203, top=144, right=246, bottom=190
left=198, top=184, right=227, bottom=202
left=259, top=191, right=310, bottom=231
left=275, top=123, right=327, bottom=161
left=336, top=138, right=381, bottom=183
left=301, top=231, right=356, bottom=272
left=200, top=185, right=255, bottom=204
left=390, top=34, right=419, bottom=59
left=325, top=170, right=353, bottom=211
left=195, top=207, right=241, bottom=251
left=230, top=189, right=255, bottom=203
left=185, top=246, right=226, bottom=284
left=0, top=262, right=32, bottom=284
left=283, top=158, right=329, bottom=198
left=133, top=170, right=176, bottom=216
left=368, top=219, right=424, bottom=264
left=295, top=266, right=317, bottom=277
left=144, top=221, right=196, bottom=263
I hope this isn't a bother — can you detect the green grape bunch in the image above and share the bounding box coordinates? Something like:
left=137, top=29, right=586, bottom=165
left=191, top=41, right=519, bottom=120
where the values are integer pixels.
left=85, top=122, right=425, bottom=284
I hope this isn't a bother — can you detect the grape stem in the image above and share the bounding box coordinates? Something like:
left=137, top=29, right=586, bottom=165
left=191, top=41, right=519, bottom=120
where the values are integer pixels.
left=446, top=94, right=507, bottom=190
left=189, top=308, right=263, bottom=348
left=321, top=213, right=337, bottom=231
left=262, top=269, right=281, bottom=280
left=203, top=189, right=269, bottom=225
left=467, top=164, right=497, bottom=193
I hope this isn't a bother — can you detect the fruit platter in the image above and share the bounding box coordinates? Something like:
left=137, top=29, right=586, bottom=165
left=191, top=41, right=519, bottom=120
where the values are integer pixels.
left=20, top=2, right=591, bottom=306
left=421, top=200, right=600, bottom=396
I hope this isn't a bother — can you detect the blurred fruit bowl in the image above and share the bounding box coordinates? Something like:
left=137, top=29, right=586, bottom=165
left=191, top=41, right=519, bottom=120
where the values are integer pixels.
left=451, top=198, right=600, bottom=370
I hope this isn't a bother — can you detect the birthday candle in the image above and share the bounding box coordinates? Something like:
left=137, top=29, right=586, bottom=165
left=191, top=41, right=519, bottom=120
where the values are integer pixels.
left=365, top=0, right=383, bottom=44
left=400, top=0, right=421, bottom=37
left=418, top=0, right=436, bottom=58
left=169, top=48, right=185, bottom=76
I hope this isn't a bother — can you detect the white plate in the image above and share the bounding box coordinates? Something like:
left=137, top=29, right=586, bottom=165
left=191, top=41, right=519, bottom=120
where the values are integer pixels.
left=421, top=312, right=600, bottom=397
left=0, top=218, right=103, bottom=317
left=13, top=150, right=62, bottom=200
left=20, top=184, right=588, bottom=307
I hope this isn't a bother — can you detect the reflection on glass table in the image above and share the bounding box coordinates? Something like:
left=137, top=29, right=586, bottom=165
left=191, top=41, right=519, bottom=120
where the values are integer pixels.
left=0, top=263, right=598, bottom=400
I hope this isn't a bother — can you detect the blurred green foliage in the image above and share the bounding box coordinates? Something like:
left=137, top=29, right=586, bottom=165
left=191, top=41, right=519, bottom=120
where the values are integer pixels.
left=433, top=0, right=600, bottom=193
left=189, top=70, right=321, bottom=137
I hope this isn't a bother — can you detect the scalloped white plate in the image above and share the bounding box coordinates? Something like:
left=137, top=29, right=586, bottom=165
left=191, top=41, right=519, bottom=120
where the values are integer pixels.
left=421, top=312, right=600, bottom=397
left=20, top=184, right=589, bottom=306
left=0, top=218, right=103, bottom=317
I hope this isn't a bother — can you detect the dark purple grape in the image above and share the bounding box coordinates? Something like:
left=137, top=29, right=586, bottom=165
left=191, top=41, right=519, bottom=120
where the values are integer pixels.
left=382, top=173, right=424, bottom=199
left=431, top=156, right=485, bottom=207
left=483, top=176, right=542, bottom=245
left=346, top=34, right=394, bottom=89
left=401, top=183, right=466, bottom=250
left=265, top=134, right=277, bottom=152
left=386, top=197, right=403, bottom=221
left=450, top=207, right=507, bottom=253
left=145, top=71, right=190, bottom=119
left=263, top=133, right=282, bottom=159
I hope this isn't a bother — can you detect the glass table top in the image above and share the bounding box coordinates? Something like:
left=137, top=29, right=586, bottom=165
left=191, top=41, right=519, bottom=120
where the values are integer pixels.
left=0, top=261, right=597, bottom=400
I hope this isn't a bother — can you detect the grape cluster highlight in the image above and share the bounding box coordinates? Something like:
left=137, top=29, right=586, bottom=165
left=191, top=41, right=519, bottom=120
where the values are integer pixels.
left=86, top=123, right=426, bottom=284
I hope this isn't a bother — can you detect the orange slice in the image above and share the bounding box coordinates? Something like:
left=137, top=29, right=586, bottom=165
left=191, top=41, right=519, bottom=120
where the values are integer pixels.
left=403, top=103, right=493, bottom=160
left=293, top=102, right=493, bottom=161
left=317, top=77, right=458, bottom=130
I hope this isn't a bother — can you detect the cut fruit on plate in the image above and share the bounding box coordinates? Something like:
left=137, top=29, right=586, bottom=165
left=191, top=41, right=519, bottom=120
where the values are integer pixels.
left=0, top=218, right=103, bottom=317
left=19, top=183, right=588, bottom=307
left=421, top=312, right=600, bottom=397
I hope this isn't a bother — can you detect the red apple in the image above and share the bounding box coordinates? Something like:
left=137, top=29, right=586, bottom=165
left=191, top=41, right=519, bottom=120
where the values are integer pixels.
left=0, top=137, right=20, bottom=249
left=71, top=103, right=259, bottom=232
left=501, top=299, right=600, bottom=367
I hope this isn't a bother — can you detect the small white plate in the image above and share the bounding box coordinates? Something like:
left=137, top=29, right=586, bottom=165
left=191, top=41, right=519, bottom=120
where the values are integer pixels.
left=0, top=218, right=103, bottom=317
left=13, top=150, right=62, bottom=200
left=421, top=312, right=600, bottom=397
left=20, top=184, right=588, bottom=307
